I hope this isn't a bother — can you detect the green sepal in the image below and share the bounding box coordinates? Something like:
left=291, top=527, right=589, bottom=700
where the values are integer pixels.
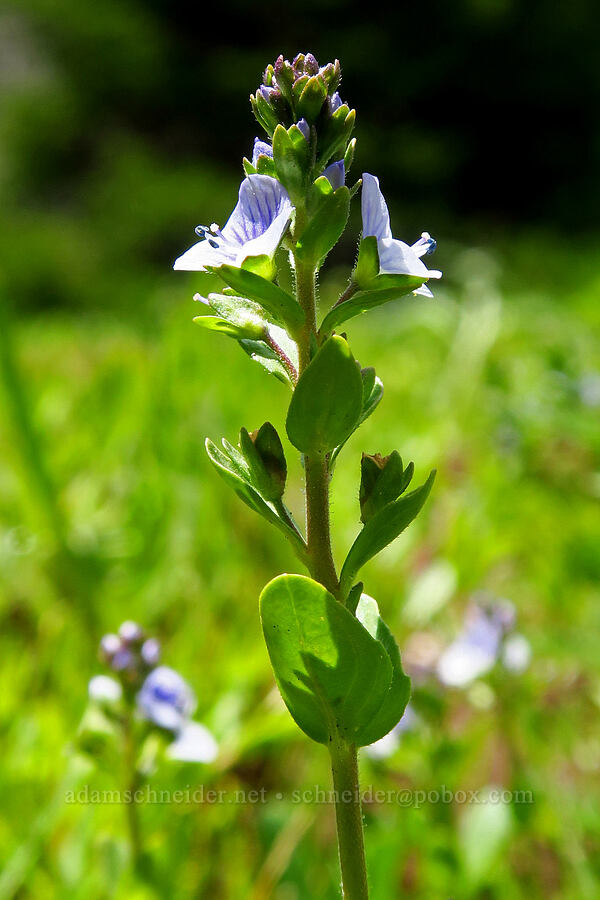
left=242, top=157, right=257, bottom=176
left=272, top=124, right=310, bottom=200
left=330, top=367, right=384, bottom=466
left=354, top=235, right=380, bottom=286
left=207, top=293, right=268, bottom=336
left=339, top=471, right=436, bottom=597
left=297, top=74, right=328, bottom=123
left=286, top=335, right=363, bottom=454
left=296, top=179, right=350, bottom=267
left=360, top=450, right=414, bottom=524
left=205, top=438, right=306, bottom=555
left=255, top=154, right=277, bottom=178
left=240, top=254, right=277, bottom=281
left=250, top=91, right=278, bottom=137
left=344, top=138, right=356, bottom=174
left=211, top=264, right=304, bottom=331
left=260, top=574, right=393, bottom=745
left=354, top=593, right=411, bottom=746
left=320, top=280, right=426, bottom=334
left=239, top=422, right=287, bottom=501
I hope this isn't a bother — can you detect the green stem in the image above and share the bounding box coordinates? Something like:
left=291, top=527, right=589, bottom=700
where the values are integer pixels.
left=292, top=245, right=369, bottom=897
left=330, top=739, right=369, bottom=900
left=123, top=711, right=143, bottom=869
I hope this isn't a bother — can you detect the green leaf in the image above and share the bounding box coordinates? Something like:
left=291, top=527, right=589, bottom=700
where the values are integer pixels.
left=297, top=75, right=328, bottom=122
left=260, top=574, right=393, bottom=744
left=239, top=423, right=287, bottom=501
left=296, top=179, right=350, bottom=267
left=238, top=339, right=291, bottom=385
left=354, top=593, right=411, bottom=746
left=212, top=264, right=304, bottom=332
left=204, top=293, right=268, bottom=340
left=320, top=280, right=425, bottom=334
left=205, top=438, right=306, bottom=555
left=286, top=335, right=363, bottom=454
left=339, top=471, right=436, bottom=597
left=272, top=124, right=310, bottom=200
left=330, top=367, right=384, bottom=466
left=192, top=314, right=264, bottom=340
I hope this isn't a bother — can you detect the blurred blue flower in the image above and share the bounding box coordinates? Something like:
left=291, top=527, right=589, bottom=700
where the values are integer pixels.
left=174, top=175, right=293, bottom=272
left=88, top=674, right=122, bottom=704
left=137, top=665, right=196, bottom=731
left=361, top=173, right=441, bottom=296
left=366, top=705, right=418, bottom=759
left=436, top=599, right=522, bottom=687
left=167, top=721, right=218, bottom=763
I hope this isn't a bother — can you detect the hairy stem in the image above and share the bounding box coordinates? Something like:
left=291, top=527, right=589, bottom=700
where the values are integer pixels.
left=123, top=712, right=143, bottom=869
left=330, top=740, right=369, bottom=900
left=293, top=247, right=368, bottom=898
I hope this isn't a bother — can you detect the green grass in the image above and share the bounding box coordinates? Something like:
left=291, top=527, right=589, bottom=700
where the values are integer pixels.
left=1, top=241, right=599, bottom=898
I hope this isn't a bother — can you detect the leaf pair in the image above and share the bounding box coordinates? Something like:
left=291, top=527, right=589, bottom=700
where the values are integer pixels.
left=205, top=427, right=307, bottom=561
left=260, top=574, right=410, bottom=747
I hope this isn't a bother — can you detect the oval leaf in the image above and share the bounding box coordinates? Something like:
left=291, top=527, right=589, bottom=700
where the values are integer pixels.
left=260, top=574, right=393, bottom=744
left=286, top=336, right=363, bottom=453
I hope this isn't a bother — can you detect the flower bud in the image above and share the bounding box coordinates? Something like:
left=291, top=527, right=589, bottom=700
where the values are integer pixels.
left=119, top=620, right=144, bottom=645
left=99, top=633, right=121, bottom=663
left=239, top=422, right=287, bottom=501
left=141, top=637, right=161, bottom=667
left=359, top=451, right=413, bottom=523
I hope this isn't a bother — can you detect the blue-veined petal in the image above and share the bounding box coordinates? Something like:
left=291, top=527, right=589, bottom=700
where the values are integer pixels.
left=361, top=173, right=393, bottom=241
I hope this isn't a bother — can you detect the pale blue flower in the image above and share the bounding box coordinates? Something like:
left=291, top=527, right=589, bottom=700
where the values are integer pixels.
left=436, top=601, right=514, bottom=687
left=174, top=175, right=293, bottom=272
left=167, top=721, right=218, bottom=763
left=88, top=674, right=122, bottom=704
left=137, top=665, right=196, bottom=731
left=361, top=173, right=441, bottom=297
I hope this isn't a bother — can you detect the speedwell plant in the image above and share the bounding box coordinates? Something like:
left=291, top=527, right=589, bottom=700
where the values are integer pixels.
left=174, top=52, right=441, bottom=899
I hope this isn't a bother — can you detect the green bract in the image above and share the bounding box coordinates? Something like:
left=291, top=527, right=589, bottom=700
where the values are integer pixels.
left=286, top=336, right=363, bottom=454
left=212, top=264, right=304, bottom=333
left=296, top=178, right=351, bottom=267
left=340, top=471, right=436, bottom=598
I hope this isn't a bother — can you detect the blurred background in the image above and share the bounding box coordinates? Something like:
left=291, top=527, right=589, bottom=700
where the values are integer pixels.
left=1, top=0, right=599, bottom=897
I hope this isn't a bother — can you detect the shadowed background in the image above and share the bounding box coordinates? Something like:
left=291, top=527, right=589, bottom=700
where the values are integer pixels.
left=0, top=1, right=599, bottom=898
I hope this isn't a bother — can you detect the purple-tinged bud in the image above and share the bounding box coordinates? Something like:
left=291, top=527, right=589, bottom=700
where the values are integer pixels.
left=137, top=666, right=196, bottom=731
left=296, top=118, right=310, bottom=141
left=304, top=53, right=319, bottom=75
left=330, top=92, right=343, bottom=113
left=259, top=85, right=275, bottom=102
left=119, top=620, right=144, bottom=645
left=111, top=648, right=135, bottom=671
left=274, top=54, right=285, bottom=76
left=141, top=637, right=161, bottom=667
left=99, top=633, right=121, bottom=662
